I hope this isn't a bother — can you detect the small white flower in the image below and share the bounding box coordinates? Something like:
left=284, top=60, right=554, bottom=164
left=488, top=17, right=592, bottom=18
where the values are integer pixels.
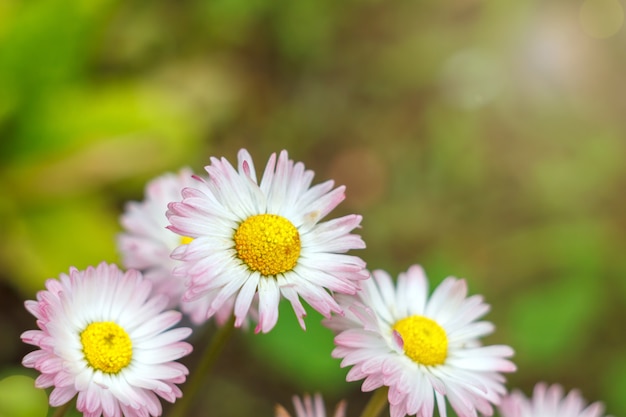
left=118, top=168, right=195, bottom=309
left=324, top=265, right=516, bottom=417
left=167, top=149, right=367, bottom=333
left=500, top=383, right=608, bottom=417
left=21, top=263, right=193, bottom=417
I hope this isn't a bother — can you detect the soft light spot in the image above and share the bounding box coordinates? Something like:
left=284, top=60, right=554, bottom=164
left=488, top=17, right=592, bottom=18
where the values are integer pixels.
left=580, top=0, right=624, bottom=39
left=234, top=214, right=301, bottom=276
left=392, top=315, right=448, bottom=366
left=81, top=322, right=133, bottom=373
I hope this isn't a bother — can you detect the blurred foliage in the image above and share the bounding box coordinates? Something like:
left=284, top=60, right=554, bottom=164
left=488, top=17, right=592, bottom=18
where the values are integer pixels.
left=2, top=0, right=626, bottom=416
left=249, top=303, right=348, bottom=393
left=0, top=373, right=48, bottom=417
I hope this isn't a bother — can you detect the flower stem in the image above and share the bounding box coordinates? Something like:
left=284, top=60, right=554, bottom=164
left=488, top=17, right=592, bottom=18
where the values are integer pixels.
left=168, top=316, right=236, bottom=417
left=360, top=386, right=389, bottom=417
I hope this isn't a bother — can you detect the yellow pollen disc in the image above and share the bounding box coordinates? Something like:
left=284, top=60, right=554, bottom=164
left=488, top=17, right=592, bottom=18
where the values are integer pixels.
left=180, top=236, right=194, bottom=245
left=392, top=315, right=448, bottom=366
left=80, top=321, right=133, bottom=374
left=234, top=214, right=301, bottom=276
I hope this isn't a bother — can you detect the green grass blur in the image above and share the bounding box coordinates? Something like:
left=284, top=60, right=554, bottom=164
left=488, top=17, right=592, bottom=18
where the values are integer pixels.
left=1, top=0, right=625, bottom=416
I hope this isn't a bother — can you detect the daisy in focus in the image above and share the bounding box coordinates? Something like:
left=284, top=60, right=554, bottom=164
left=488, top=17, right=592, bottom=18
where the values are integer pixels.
left=275, top=394, right=347, bottom=417
left=21, top=262, right=193, bottom=417
left=166, top=149, right=367, bottom=333
left=499, top=383, right=607, bottom=417
left=324, top=265, right=516, bottom=417
left=118, top=168, right=237, bottom=325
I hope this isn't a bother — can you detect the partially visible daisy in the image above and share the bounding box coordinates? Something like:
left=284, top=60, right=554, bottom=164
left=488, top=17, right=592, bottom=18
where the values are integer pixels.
left=275, top=394, right=347, bottom=417
left=324, top=265, right=516, bottom=417
left=118, top=168, right=195, bottom=309
left=167, top=149, right=367, bottom=333
left=118, top=168, right=240, bottom=326
left=499, top=383, right=607, bottom=417
left=21, top=262, right=193, bottom=417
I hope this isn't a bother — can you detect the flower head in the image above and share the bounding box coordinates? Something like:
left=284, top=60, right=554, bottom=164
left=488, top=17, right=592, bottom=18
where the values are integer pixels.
left=21, top=262, right=193, bottom=417
left=117, top=168, right=238, bottom=325
left=118, top=169, right=194, bottom=308
left=166, top=149, right=367, bottom=333
left=324, top=265, right=516, bottom=417
left=499, top=383, right=607, bottom=417
left=275, top=394, right=347, bottom=417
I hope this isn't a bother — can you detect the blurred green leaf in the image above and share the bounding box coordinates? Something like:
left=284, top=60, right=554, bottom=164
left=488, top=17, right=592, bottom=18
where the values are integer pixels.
left=0, top=0, right=116, bottom=91
left=0, top=374, right=48, bottom=417
left=602, top=353, right=626, bottom=416
left=3, top=196, right=120, bottom=296
left=0, top=0, right=118, bottom=160
left=5, top=81, right=201, bottom=171
left=195, top=0, right=271, bottom=44
left=272, top=0, right=338, bottom=66
left=507, top=275, right=599, bottom=366
left=247, top=301, right=348, bottom=393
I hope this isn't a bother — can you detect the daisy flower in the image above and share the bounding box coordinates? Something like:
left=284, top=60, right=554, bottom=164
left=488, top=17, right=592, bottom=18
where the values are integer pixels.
left=324, top=265, right=516, bottom=417
left=117, top=168, right=237, bottom=325
left=499, top=383, right=607, bottom=417
left=21, top=262, right=193, bottom=417
left=166, top=149, right=367, bottom=333
left=118, top=168, right=194, bottom=309
left=275, top=394, right=347, bottom=417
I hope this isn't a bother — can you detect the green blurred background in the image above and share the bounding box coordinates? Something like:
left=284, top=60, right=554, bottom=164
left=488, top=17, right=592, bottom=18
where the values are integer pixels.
left=1, top=0, right=625, bottom=416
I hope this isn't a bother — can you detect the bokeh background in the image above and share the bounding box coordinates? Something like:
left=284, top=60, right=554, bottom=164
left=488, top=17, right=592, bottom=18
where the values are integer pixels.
left=1, top=0, right=626, bottom=416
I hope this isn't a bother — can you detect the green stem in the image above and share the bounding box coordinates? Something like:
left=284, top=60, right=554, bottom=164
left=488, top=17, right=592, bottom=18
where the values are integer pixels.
left=168, top=316, right=236, bottom=417
left=50, top=400, right=72, bottom=417
left=359, top=386, right=390, bottom=417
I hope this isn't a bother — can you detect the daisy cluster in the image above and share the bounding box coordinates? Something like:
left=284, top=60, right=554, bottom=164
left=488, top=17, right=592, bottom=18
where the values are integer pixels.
left=20, top=149, right=611, bottom=417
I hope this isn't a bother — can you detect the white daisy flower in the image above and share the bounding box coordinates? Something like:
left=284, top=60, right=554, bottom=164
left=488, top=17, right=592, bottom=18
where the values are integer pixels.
left=275, top=394, right=347, bottom=417
left=166, top=149, right=367, bottom=333
left=21, top=262, right=193, bottom=417
left=324, top=265, right=516, bottom=417
left=499, top=383, right=608, bottom=417
left=118, top=168, right=194, bottom=309
left=117, top=168, right=238, bottom=326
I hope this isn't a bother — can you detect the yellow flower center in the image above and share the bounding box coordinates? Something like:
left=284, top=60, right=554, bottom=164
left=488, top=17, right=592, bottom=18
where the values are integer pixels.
left=392, top=315, right=448, bottom=366
left=234, top=214, right=301, bottom=276
left=180, top=236, right=194, bottom=245
left=80, top=321, right=133, bottom=374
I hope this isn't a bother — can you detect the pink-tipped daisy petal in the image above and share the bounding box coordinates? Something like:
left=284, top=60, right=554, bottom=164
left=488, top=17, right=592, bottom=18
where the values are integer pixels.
left=275, top=393, right=347, bottom=417
left=499, top=382, right=608, bottom=417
